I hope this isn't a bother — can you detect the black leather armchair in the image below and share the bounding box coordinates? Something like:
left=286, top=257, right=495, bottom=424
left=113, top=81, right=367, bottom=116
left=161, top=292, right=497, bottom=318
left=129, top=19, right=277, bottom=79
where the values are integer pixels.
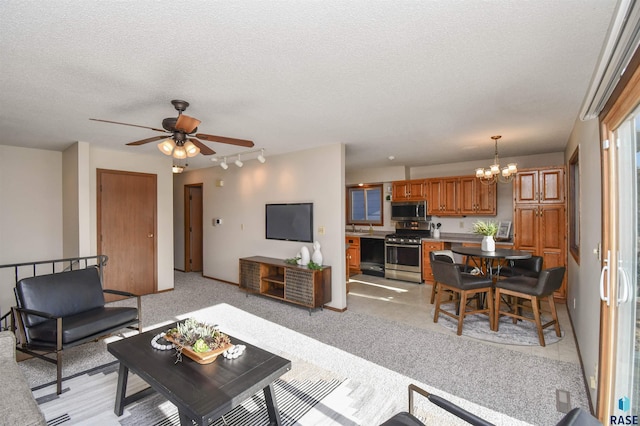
left=12, top=266, right=141, bottom=394
left=494, top=266, right=565, bottom=346
left=430, top=253, right=494, bottom=335
left=380, top=384, right=601, bottom=426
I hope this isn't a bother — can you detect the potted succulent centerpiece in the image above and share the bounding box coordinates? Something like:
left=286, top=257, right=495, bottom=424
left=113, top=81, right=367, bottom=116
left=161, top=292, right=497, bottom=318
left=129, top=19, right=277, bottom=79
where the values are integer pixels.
left=472, top=220, right=498, bottom=252
left=164, top=318, right=233, bottom=364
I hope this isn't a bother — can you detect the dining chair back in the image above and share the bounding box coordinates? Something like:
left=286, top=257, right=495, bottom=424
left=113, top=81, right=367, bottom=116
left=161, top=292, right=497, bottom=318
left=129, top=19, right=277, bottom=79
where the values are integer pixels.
left=430, top=253, right=495, bottom=335
left=494, top=266, right=565, bottom=346
left=500, top=255, right=543, bottom=278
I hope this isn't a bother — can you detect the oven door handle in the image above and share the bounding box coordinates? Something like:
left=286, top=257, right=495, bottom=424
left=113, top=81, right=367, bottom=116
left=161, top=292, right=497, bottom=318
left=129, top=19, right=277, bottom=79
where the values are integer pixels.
left=385, top=243, right=421, bottom=248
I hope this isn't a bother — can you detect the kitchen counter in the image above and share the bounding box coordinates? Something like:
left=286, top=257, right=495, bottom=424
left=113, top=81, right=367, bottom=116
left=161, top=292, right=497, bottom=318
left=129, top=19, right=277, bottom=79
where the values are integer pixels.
left=422, top=232, right=514, bottom=246
left=345, top=231, right=513, bottom=245
left=345, top=231, right=389, bottom=239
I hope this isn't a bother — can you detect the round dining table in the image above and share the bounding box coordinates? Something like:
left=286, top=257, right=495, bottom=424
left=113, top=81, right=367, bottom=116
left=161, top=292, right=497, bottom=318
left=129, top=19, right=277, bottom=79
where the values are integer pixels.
left=451, top=246, right=532, bottom=279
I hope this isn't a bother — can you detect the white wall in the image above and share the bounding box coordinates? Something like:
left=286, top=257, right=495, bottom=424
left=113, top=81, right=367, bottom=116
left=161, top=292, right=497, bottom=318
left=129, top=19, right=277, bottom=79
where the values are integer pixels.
left=0, top=145, right=63, bottom=315
left=0, top=144, right=176, bottom=315
left=565, top=117, right=602, bottom=407
left=174, top=143, right=348, bottom=309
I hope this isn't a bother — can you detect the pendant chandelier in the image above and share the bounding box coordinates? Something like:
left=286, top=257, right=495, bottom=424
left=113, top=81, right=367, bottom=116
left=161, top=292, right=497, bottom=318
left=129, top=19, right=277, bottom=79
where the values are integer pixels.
left=475, top=135, right=517, bottom=184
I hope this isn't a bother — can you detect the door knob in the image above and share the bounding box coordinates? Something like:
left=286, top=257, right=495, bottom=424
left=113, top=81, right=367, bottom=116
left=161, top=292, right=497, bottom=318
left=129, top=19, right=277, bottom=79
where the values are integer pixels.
left=148, top=233, right=154, bottom=238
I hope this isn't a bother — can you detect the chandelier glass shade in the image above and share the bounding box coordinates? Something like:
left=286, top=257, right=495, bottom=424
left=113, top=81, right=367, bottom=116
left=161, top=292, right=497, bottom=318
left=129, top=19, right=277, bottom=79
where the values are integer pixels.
left=475, top=135, right=517, bottom=184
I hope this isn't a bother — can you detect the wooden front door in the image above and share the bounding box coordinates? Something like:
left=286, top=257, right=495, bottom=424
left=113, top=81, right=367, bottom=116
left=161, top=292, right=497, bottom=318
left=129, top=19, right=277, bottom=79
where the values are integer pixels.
left=185, top=184, right=203, bottom=272
left=97, top=169, right=157, bottom=297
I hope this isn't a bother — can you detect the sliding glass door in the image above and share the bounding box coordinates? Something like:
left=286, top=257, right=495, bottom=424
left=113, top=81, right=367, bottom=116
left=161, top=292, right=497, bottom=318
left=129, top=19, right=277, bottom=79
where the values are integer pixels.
left=612, top=109, right=638, bottom=417
left=600, top=99, right=640, bottom=421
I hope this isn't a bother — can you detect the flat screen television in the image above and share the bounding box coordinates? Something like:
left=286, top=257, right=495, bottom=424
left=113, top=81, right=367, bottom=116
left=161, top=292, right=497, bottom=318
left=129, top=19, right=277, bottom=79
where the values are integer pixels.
left=265, top=203, right=313, bottom=243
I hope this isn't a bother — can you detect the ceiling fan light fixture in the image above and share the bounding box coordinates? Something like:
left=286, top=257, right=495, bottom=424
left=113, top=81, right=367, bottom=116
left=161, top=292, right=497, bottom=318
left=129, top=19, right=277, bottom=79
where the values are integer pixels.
left=173, top=145, right=187, bottom=159
left=257, top=149, right=266, bottom=163
left=184, top=141, right=200, bottom=157
left=158, top=139, right=175, bottom=156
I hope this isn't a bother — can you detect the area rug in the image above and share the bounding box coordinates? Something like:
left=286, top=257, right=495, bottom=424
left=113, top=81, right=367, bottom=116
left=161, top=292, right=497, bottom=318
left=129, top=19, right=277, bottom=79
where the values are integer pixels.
left=33, top=359, right=345, bottom=425
left=432, top=302, right=564, bottom=346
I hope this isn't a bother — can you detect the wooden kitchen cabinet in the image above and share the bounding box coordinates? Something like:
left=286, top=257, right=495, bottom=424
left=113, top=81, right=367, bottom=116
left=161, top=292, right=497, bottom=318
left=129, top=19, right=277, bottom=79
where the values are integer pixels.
left=513, top=166, right=567, bottom=301
left=459, top=177, right=496, bottom=215
left=514, top=167, right=565, bottom=204
left=427, top=175, right=496, bottom=216
left=427, top=178, right=459, bottom=214
left=422, top=240, right=445, bottom=283
left=346, top=236, right=361, bottom=276
left=392, top=179, right=427, bottom=201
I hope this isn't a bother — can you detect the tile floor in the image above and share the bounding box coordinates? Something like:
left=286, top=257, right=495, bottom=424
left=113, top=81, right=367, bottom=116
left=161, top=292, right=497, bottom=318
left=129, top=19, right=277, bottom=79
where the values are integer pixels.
left=346, top=273, right=580, bottom=364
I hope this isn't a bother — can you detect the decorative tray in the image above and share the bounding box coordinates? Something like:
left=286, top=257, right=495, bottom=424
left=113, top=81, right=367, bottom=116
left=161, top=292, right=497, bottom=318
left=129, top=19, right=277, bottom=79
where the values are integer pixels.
left=164, top=335, right=233, bottom=364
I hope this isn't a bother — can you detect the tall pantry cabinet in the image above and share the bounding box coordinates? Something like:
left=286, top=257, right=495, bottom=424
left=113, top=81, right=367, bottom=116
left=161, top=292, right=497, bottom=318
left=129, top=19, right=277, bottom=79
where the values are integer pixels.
left=513, top=167, right=567, bottom=301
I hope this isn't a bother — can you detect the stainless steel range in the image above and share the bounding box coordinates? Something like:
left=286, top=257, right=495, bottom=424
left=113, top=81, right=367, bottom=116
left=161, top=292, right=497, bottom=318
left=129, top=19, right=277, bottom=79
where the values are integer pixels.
left=384, top=221, right=431, bottom=283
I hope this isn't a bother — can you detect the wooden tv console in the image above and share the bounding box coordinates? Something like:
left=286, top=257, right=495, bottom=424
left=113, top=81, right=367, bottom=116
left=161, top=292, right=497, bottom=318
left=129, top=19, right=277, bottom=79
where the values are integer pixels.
left=239, top=256, right=331, bottom=312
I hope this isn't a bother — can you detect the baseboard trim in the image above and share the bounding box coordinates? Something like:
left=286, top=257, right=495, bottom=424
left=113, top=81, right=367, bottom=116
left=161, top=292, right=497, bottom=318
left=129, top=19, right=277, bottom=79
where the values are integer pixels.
left=202, top=274, right=239, bottom=286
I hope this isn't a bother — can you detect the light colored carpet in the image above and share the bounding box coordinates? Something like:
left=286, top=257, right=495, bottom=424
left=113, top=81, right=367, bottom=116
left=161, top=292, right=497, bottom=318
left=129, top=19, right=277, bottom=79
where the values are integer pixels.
left=18, top=271, right=587, bottom=425
left=432, top=303, right=564, bottom=346
left=30, top=304, right=530, bottom=426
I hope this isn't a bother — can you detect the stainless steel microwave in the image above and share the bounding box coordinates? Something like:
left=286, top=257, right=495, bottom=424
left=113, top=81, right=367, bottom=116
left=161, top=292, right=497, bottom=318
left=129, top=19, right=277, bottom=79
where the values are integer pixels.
left=391, top=200, right=429, bottom=222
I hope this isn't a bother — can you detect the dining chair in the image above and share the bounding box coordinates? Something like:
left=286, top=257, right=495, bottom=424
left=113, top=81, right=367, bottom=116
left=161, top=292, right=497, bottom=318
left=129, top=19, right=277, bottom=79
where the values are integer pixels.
left=428, top=250, right=468, bottom=304
left=493, top=266, right=565, bottom=346
left=499, top=255, right=543, bottom=278
left=430, top=255, right=494, bottom=335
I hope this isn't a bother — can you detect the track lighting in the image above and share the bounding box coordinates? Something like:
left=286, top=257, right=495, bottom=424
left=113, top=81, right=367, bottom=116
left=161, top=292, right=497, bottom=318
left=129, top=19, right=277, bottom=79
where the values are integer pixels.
left=213, top=148, right=266, bottom=170
left=257, top=149, right=266, bottom=163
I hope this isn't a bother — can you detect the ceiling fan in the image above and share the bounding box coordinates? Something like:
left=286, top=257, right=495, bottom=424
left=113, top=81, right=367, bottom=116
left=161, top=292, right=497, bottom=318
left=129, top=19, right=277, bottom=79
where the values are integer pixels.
left=90, top=100, right=254, bottom=159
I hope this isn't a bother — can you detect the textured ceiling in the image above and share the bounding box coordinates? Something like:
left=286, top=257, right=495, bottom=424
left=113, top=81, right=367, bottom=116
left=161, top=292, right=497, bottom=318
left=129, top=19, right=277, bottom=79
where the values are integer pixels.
left=0, top=1, right=617, bottom=171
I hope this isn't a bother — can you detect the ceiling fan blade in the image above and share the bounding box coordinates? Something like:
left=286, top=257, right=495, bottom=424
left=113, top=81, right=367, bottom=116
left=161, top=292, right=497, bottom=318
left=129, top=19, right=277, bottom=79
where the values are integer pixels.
left=195, top=133, right=254, bottom=148
left=126, top=135, right=169, bottom=146
left=175, top=114, right=201, bottom=133
left=90, top=118, right=167, bottom=133
left=189, top=138, right=216, bottom=155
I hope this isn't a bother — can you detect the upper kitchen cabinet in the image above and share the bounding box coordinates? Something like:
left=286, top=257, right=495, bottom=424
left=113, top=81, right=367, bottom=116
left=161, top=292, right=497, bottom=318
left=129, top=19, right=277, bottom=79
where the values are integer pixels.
left=427, top=177, right=459, bottom=215
left=459, top=177, right=496, bottom=215
left=426, top=176, right=496, bottom=216
left=514, top=167, right=565, bottom=204
left=392, top=179, right=427, bottom=201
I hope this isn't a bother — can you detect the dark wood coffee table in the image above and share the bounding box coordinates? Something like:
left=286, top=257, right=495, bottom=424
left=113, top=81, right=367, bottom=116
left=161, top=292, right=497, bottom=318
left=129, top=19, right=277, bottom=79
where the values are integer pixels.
left=107, top=322, right=291, bottom=425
